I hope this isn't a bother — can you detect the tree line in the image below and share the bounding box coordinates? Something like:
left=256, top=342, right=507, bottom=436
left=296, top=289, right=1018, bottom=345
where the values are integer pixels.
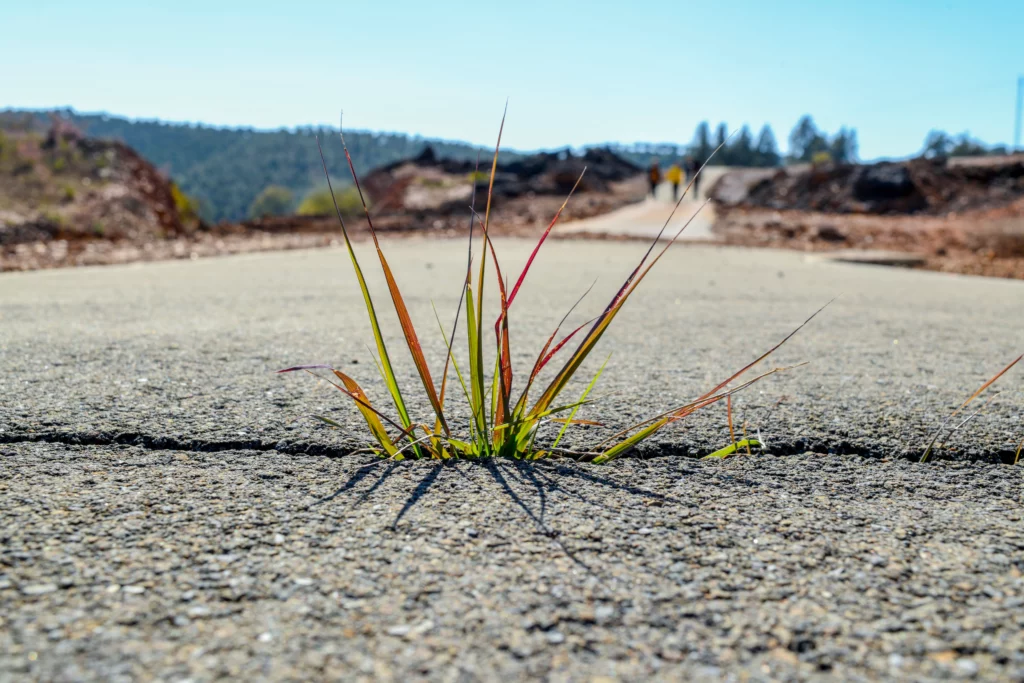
left=607, top=116, right=858, bottom=170
left=2, top=109, right=1014, bottom=222
left=611, top=116, right=1014, bottom=172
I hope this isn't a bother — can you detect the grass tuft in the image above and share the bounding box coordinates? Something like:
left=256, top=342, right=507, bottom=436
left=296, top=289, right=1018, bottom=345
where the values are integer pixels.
left=281, top=112, right=827, bottom=462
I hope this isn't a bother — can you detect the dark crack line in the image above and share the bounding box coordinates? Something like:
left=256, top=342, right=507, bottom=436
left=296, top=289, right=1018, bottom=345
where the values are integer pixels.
left=0, top=430, right=356, bottom=457
left=2, top=430, right=1019, bottom=464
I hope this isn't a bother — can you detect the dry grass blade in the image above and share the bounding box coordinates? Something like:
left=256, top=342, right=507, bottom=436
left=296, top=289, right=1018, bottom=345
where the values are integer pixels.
left=920, top=354, right=1023, bottom=462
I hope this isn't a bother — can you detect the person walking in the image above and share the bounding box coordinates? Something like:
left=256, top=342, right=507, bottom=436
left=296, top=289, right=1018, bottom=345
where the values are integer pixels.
left=647, top=158, right=661, bottom=198
left=686, top=156, right=703, bottom=200
left=665, top=161, right=683, bottom=201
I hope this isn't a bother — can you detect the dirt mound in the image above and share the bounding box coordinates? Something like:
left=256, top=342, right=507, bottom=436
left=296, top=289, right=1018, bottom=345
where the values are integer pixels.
left=716, top=156, right=1024, bottom=216
left=0, top=123, right=194, bottom=247
left=363, top=146, right=641, bottom=213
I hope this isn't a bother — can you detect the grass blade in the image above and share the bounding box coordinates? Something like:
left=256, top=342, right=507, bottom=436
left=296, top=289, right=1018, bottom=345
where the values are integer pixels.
left=279, top=364, right=400, bottom=456
left=920, top=354, right=1022, bottom=462
left=702, top=439, right=761, bottom=460
left=500, top=167, right=586, bottom=316
left=553, top=355, right=609, bottom=448
left=337, top=123, right=449, bottom=438
left=313, top=137, right=417, bottom=455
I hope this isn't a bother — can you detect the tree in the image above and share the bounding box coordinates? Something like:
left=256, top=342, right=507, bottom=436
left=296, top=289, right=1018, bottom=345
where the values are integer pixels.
left=691, top=121, right=712, bottom=163
left=949, top=132, right=988, bottom=157
left=248, top=185, right=294, bottom=219
left=829, top=127, right=858, bottom=164
left=727, top=125, right=754, bottom=166
left=754, top=125, right=781, bottom=167
left=788, top=115, right=828, bottom=162
left=714, top=123, right=729, bottom=163
left=3, top=108, right=521, bottom=222
left=922, top=130, right=953, bottom=158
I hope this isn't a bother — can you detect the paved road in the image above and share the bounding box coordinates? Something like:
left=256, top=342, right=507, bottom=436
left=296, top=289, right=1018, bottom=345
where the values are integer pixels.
left=563, top=169, right=732, bottom=242
left=3, top=444, right=1022, bottom=681
left=2, top=239, right=1024, bottom=681
left=1, top=238, right=1021, bottom=458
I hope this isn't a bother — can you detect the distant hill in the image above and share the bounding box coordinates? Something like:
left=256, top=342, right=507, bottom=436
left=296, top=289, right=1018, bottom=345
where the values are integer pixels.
left=0, top=109, right=520, bottom=223
left=0, top=122, right=197, bottom=252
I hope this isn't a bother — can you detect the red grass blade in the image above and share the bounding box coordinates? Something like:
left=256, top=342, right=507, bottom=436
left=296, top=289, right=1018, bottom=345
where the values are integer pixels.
left=501, top=167, right=586, bottom=314
left=312, top=137, right=416, bottom=444
left=278, top=365, right=401, bottom=455
left=550, top=418, right=605, bottom=426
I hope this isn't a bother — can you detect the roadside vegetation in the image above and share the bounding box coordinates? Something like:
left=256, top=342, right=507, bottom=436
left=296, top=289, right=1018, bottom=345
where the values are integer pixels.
left=296, top=186, right=365, bottom=217
left=281, top=112, right=827, bottom=462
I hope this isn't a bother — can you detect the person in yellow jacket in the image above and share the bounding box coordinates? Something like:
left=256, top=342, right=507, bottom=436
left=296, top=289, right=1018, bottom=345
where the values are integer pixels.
left=665, top=161, right=683, bottom=201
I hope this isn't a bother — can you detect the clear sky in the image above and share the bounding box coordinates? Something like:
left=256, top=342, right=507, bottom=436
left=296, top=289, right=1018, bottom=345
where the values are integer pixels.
left=3, top=0, right=1022, bottom=159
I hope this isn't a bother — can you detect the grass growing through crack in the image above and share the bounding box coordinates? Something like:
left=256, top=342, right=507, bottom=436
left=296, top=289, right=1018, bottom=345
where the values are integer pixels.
left=281, top=110, right=825, bottom=462
left=920, top=354, right=1023, bottom=463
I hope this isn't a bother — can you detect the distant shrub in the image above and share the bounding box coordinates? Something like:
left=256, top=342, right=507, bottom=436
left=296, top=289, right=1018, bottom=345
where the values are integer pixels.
left=52, top=157, right=66, bottom=172
left=41, top=210, right=65, bottom=227
left=61, top=184, right=76, bottom=202
left=297, top=185, right=365, bottom=217
left=248, top=185, right=294, bottom=219
left=171, top=182, right=201, bottom=222
left=811, top=150, right=832, bottom=166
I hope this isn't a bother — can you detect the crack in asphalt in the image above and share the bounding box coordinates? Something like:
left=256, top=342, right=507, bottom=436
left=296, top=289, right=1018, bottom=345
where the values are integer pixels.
left=2, top=429, right=1020, bottom=463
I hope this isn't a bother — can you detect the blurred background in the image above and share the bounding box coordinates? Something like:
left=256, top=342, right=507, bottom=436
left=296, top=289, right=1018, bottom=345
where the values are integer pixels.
left=2, top=0, right=1022, bottom=276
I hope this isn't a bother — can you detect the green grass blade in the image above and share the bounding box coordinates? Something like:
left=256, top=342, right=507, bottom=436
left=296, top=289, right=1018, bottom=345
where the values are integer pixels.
left=314, top=137, right=417, bottom=455
left=702, top=439, right=761, bottom=460
left=553, top=355, right=609, bottom=448
left=465, top=286, right=488, bottom=444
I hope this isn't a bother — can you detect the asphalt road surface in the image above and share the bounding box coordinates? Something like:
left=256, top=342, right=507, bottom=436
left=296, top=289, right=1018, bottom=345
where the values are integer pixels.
left=2, top=238, right=1021, bottom=459
left=2, top=239, right=1023, bottom=681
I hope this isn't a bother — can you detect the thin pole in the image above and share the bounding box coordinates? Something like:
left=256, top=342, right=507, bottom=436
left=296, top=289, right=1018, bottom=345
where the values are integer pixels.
left=1016, top=76, right=1024, bottom=152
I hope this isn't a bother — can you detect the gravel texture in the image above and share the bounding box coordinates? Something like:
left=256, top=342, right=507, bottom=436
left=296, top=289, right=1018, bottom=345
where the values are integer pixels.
left=2, top=240, right=1023, bottom=681
left=2, top=443, right=1023, bottom=681
left=1, top=239, right=1022, bottom=460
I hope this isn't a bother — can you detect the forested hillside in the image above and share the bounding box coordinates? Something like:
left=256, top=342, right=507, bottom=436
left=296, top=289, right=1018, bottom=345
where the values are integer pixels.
left=0, top=109, right=518, bottom=222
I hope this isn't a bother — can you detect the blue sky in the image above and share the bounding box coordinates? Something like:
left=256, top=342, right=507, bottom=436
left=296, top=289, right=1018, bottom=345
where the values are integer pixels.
left=3, top=0, right=1022, bottom=159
